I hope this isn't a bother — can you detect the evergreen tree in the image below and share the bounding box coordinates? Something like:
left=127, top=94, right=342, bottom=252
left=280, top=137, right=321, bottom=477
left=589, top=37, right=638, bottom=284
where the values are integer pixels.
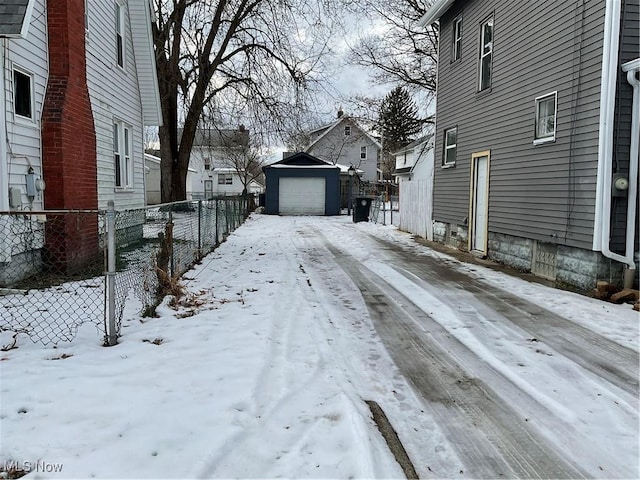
left=378, top=87, right=423, bottom=154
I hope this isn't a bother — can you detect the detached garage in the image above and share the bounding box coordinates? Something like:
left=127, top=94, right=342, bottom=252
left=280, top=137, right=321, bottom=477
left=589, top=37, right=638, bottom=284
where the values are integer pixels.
left=263, top=152, right=340, bottom=216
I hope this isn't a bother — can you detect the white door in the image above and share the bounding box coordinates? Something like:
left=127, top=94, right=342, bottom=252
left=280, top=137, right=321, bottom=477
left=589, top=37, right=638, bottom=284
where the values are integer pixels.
left=470, top=153, right=490, bottom=253
left=279, top=177, right=326, bottom=215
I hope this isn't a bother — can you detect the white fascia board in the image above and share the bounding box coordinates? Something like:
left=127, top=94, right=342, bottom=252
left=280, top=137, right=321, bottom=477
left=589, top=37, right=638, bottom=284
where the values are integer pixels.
left=129, top=0, right=162, bottom=126
left=418, top=0, right=456, bottom=27
left=19, top=0, right=36, bottom=38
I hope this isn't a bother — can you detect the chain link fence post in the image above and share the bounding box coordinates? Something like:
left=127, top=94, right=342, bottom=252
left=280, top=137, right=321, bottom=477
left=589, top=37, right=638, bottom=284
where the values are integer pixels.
left=168, top=209, right=174, bottom=277
left=105, top=200, right=118, bottom=346
left=197, top=200, right=202, bottom=260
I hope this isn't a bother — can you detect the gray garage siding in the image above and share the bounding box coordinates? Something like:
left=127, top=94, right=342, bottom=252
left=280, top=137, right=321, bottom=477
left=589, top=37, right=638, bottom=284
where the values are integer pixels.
left=433, top=0, right=607, bottom=250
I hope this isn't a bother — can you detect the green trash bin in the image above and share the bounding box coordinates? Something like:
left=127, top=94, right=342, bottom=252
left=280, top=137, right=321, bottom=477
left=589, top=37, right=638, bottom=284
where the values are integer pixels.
left=353, top=197, right=372, bottom=223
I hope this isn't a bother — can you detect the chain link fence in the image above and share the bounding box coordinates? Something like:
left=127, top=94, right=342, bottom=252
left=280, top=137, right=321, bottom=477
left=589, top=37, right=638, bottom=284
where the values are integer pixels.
left=0, top=196, right=249, bottom=347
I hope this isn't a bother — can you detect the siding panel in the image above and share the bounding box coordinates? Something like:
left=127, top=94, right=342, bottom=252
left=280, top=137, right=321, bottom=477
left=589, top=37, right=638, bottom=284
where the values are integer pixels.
left=433, top=0, right=607, bottom=250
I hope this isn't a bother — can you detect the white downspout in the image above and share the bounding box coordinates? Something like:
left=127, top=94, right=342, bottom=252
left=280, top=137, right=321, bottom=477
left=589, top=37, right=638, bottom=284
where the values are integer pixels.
left=594, top=0, right=637, bottom=282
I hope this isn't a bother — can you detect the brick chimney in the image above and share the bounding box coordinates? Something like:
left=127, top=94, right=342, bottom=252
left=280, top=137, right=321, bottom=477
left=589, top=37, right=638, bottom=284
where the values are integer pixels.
left=41, top=0, right=99, bottom=273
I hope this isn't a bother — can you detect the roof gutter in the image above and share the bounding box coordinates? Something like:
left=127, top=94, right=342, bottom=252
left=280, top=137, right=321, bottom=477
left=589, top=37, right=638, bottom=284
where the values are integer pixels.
left=594, top=0, right=637, bottom=284
left=417, top=0, right=456, bottom=27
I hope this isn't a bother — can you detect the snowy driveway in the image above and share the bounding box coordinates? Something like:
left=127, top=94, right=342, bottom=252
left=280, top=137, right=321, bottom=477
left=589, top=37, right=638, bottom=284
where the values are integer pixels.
left=294, top=218, right=638, bottom=479
left=1, top=214, right=638, bottom=479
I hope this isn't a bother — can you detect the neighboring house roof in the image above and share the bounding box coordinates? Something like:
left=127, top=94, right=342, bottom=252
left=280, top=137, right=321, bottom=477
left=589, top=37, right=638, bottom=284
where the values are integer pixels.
left=306, top=116, right=382, bottom=151
left=418, top=0, right=456, bottom=27
left=0, top=0, right=35, bottom=38
left=145, top=153, right=195, bottom=172
left=188, top=128, right=249, bottom=148
left=129, top=0, right=162, bottom=126
left=391, top=134, right=433, bottom=156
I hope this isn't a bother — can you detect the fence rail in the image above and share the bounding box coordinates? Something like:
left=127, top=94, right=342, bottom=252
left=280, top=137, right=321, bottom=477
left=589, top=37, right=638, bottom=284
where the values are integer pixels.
left=0, top=197, right=250, bottom=347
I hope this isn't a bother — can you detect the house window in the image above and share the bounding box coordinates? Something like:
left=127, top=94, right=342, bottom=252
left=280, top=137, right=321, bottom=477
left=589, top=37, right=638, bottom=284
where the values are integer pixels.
left=204, top=158, right=211, bottom=170
left=113, top=121, right=132, bottom=188
left=534, top=92, right=557, bottom=143
left=218, top=174, right=233, bottom=185
left=13, top=68, right=33, bottom=119
left=360, top=146, right=367, bottom=159
left=443, top=127, right=457, bottom=166
left=115, top=1, right=125, bottom=68
left=344, top=125, right=351, bottom=136
left=453, top=17, right=462, bottom=61
left=479, top=16, right=493, bottom=91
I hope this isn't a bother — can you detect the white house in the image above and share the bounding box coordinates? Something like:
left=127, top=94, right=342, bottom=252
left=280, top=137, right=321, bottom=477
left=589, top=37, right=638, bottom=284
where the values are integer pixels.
left=393, top=135, right=433, bottom=182
left=0, top=0, right=162, bottom=285
left=86, top=0, right=162, bottom=210
left=306, top=109, right=381, bottom=184
left=145, top=153, right=196, bottom=204
left=187, top=127, right=257, bottom=198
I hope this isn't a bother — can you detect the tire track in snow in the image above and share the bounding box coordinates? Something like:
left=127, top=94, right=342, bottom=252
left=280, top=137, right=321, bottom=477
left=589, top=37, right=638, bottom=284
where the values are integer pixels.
left=368, top=234, right=639, bottom=397
left=315, top=232, right=588, bottom=479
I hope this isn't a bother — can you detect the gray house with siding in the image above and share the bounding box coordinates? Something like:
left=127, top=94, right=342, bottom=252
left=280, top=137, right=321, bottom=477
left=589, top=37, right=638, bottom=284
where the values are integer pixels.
left=420, top=0, right=639, bottom=290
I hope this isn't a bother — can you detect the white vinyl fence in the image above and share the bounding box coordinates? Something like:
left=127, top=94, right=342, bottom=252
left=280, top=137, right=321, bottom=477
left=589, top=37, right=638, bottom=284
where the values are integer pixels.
left=399, top=179, right=433, bottom=240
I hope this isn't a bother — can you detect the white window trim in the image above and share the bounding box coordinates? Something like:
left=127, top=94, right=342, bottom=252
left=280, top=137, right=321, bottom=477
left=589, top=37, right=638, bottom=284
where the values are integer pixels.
left=453, top=17, right=462, bottom=61
left=12, top=66, right=34, bottom=123
left=115, top=1, right=126, bottom=70
left=533, top=91, right=558, bottom=145
left=360, top=146, right=367, bottom=159
left=478, top=16, right=493, bottom=91
left=218, top=173, right=233, bottom=185
left=114, top=120, right=133, bottom=190
left=443, top=127, right=457, bottom=167
left=344, top=125, right=351, bottom=136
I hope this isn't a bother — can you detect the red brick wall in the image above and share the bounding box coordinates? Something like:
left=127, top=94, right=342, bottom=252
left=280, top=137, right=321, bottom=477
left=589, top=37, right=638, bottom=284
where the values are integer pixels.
left=42, top=0, right=99, bottom=273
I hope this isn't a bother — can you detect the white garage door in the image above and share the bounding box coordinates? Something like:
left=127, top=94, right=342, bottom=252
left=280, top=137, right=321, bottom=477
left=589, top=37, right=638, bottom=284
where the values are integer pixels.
left=279, top=177, right=326, bottom=215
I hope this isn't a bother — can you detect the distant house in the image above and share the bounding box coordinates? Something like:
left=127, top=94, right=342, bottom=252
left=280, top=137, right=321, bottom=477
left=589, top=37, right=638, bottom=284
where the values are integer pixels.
left=145, top=153, right=195, bottom=205
left=186, top=126, right=253, bottom=198
left=393, top=135, right=433, bottom=183
left=0, top=0, right=161, bottom=285
left=419, top=0, right=639, bottom=289
left=306, top=109, right=382, bottom=184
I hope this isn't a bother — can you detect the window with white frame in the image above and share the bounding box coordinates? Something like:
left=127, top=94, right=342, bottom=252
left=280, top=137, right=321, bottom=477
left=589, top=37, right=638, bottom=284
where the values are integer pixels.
left=13, top=67, right=33, bottom=120
left=204, top=158, right=211, bottom=170
left=218, top=174, right=233, bottom=185
left=115, top=1, right=125, bottom=68
left=113, top=121, right=132, bottom=188
left=443, top=127, right=457, bottom=166
left=478, top=16, right=493, bottom=91
left=534, top=92, right=557, bottom=142
left=360, top=146, right=367, bottom=159
left=344, top=125, right=351, bottom=136
left=453, top=17, right=462, bottom=61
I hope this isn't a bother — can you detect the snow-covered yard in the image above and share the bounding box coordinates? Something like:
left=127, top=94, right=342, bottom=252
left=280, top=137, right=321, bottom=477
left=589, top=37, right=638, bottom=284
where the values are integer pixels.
left=1, top=214, right=637, bottom=479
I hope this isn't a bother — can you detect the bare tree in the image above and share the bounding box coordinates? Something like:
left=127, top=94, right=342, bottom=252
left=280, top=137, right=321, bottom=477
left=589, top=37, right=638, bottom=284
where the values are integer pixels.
left=347, top=0, right=438, bottom=99
left=218, top=134, right=267, bottom=195
left=151, top=0, right=338, bottom=202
